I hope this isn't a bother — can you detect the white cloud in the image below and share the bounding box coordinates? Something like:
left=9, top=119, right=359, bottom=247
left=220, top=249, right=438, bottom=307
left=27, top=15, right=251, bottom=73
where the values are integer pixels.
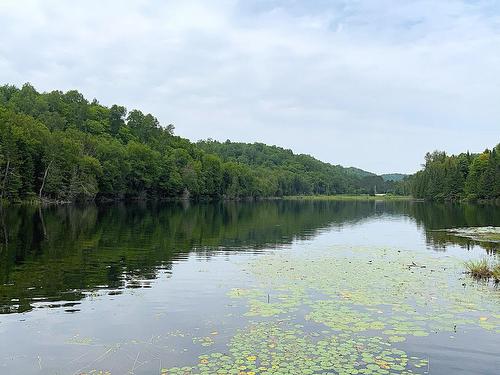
left=1, top=0, right=499, bottom=173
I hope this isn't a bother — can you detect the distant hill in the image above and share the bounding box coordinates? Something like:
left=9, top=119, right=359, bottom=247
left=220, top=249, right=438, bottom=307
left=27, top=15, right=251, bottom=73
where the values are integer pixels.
left=197, top=140, right=396, bottom=195
left=381, top=173, right=407, bottom=182
left=345, top=167, right=377, bottom=178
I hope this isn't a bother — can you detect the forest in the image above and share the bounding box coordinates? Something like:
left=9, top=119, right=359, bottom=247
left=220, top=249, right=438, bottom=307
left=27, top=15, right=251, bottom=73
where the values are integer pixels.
left=1, top=83, right=497, bottom=203
left=409, top=146, right=500, bottom=201
left=0, top=83, right=397, bottom=203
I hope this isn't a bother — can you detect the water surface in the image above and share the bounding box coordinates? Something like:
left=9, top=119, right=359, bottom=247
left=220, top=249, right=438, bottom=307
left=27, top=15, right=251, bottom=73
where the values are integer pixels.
left=0, top=201, right=498, bottom=374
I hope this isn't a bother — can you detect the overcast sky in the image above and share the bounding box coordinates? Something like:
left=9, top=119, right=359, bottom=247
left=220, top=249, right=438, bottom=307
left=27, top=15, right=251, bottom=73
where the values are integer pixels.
left=1, top=0, right=499, bottom=174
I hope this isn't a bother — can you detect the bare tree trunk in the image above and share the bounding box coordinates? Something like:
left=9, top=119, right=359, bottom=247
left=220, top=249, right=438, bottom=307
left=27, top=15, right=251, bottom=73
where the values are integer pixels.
left=1, top=160, right=10, bottom=201
left=39, top=161, right=52, bottom=200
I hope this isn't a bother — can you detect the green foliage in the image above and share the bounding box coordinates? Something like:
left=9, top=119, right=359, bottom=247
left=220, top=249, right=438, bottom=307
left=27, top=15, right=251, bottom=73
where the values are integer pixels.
left=197, top=140, right=396, bottom=196
left=0, top=83, right=396, bottom=202
left=381, top=173, right=407, bottom=182
left=410, top=146, right=500, bottom=201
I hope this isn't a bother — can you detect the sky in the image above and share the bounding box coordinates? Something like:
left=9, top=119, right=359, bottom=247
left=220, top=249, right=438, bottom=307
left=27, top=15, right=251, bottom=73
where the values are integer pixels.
left=1, top=0, right=499, bottom=174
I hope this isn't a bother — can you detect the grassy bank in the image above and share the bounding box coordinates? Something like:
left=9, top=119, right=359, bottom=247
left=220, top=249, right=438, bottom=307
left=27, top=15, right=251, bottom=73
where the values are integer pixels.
left=2, top=194, right=416, bottom=206
left=283, top=194, right=415, bottom=201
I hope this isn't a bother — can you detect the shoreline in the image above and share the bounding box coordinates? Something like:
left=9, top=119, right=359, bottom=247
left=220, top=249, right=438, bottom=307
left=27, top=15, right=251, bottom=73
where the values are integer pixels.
left=3, top=194, right=500, bottom=206
left=1, top=194, right=414, bottom=206
left=283, top=194, right=416, bottom=201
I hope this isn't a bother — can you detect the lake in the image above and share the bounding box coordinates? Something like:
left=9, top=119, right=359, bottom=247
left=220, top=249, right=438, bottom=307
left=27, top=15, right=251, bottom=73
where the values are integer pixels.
left=0, top=200, right=499, bottom=375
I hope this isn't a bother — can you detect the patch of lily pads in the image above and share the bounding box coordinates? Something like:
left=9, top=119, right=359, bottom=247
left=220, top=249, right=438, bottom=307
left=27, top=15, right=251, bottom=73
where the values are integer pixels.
left=230, top=248, right=500, bottom=335
left=165, top=321, right=428, bottom=375
left=437, top=226, right=500, bottom=244
left=161, top=246, right=499, bottom=374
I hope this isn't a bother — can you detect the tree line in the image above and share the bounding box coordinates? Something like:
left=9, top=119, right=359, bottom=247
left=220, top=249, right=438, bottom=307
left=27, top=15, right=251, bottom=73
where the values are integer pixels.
left=197, top=140, right=397, bottom=196
left=408, top=145, right=500, bottom=201
left=0, top=83, right=398, bottom=203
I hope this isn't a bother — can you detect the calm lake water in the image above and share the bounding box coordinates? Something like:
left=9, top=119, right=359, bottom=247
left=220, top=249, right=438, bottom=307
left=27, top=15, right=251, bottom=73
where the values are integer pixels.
left=0, top=200, right=499, bottom=375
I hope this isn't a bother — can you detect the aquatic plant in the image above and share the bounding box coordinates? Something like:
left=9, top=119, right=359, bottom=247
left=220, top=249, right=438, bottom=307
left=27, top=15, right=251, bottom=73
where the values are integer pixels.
left=465, top=259, right=500, bottom=282
left=465, top=259, right=493, bottom=279
left=72, top=246, right=500, bottom=375
left=492, top=264, right=500, bottom=283
left=163, top=246, right=498, bottom=374
left=165, top=321, right=429, bottom=375
left=443, top=226, right=500, bottom=244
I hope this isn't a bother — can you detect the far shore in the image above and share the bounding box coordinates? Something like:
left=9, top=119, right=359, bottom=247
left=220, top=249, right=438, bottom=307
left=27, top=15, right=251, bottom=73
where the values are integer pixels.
left=283, top=194, right=416, bottom=201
